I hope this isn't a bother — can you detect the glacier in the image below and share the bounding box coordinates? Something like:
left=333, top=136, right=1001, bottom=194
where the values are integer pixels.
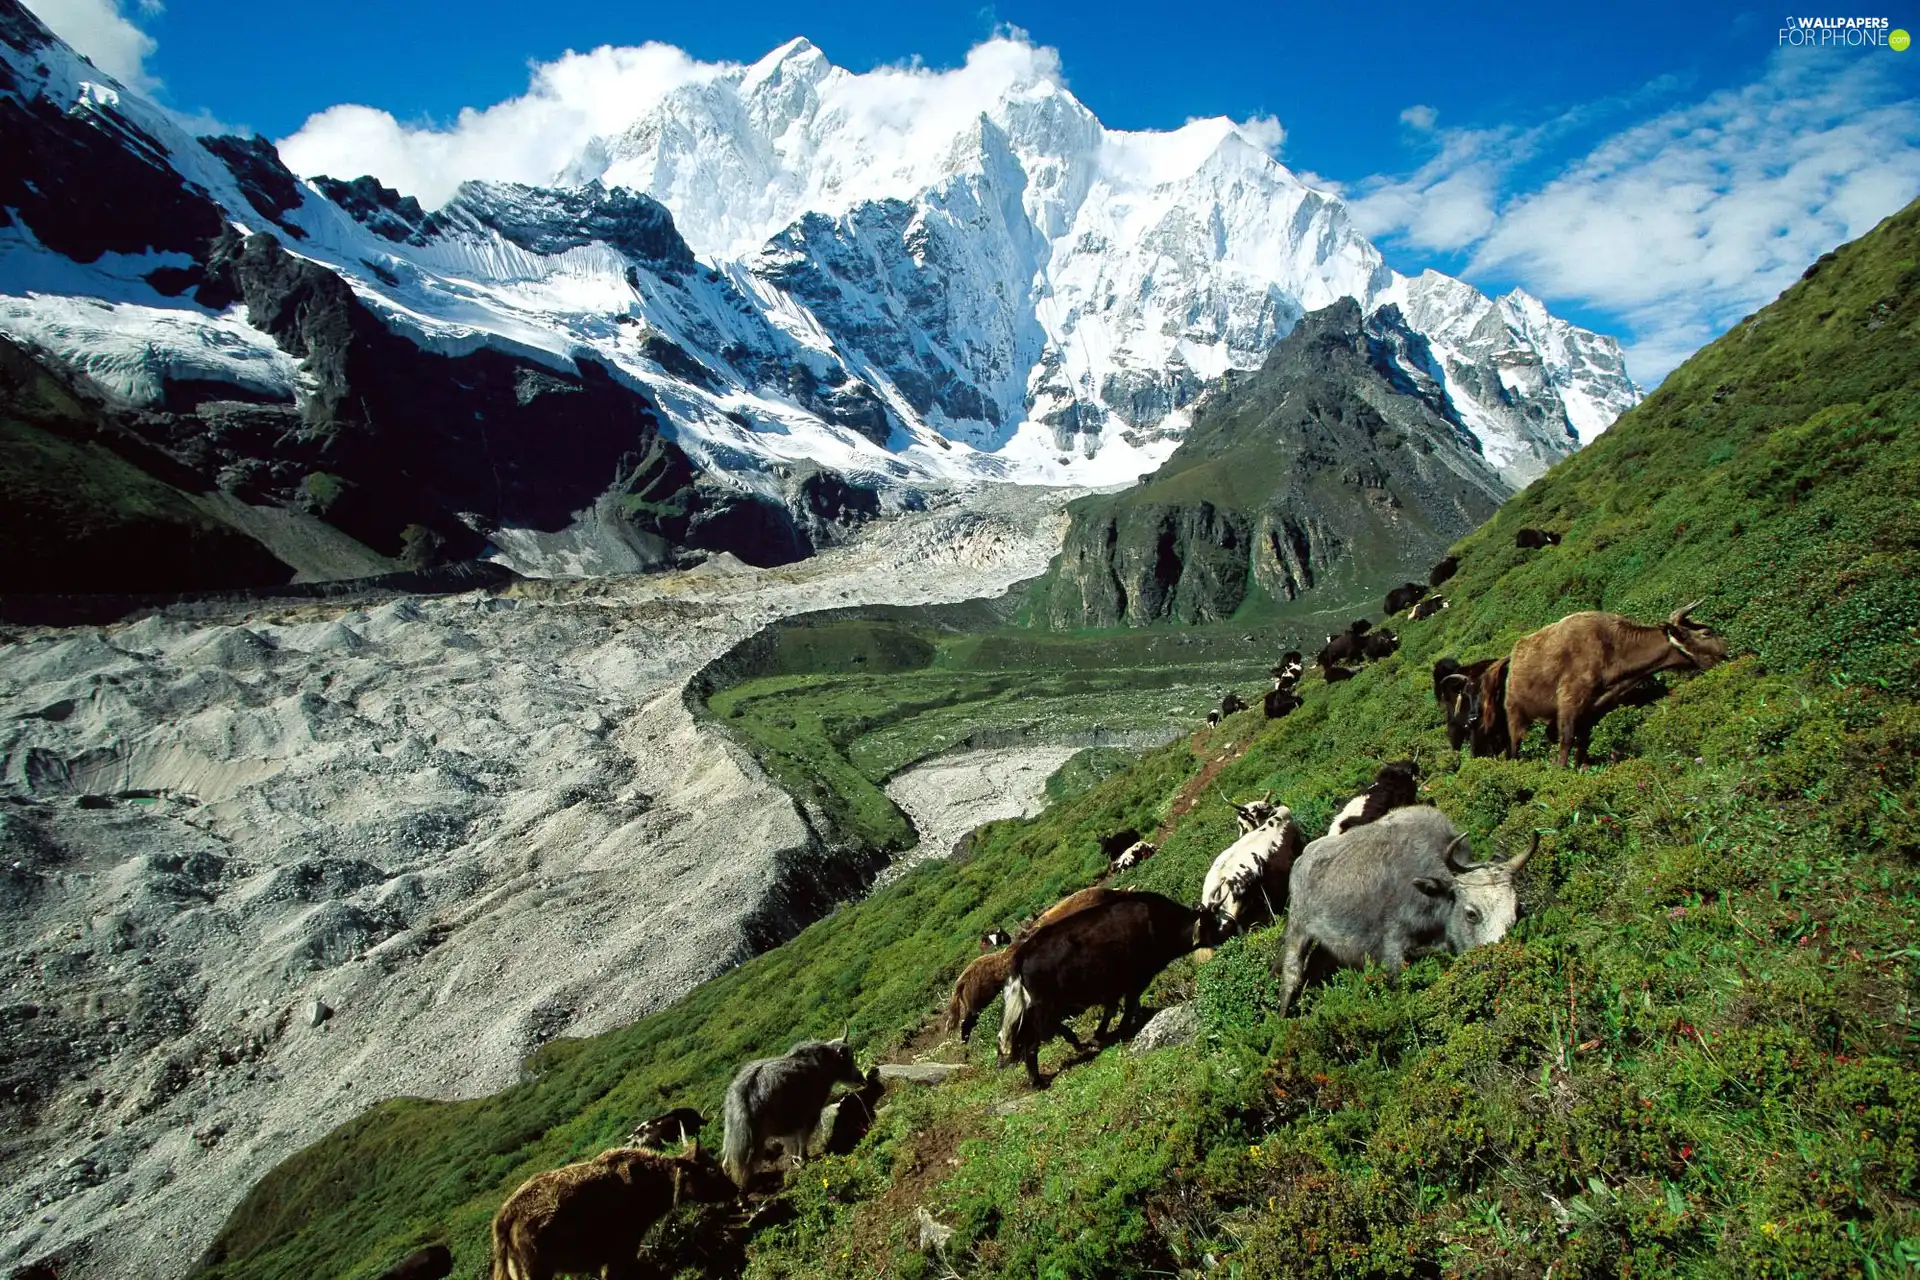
left=0, top=23, right=1642, bottom=528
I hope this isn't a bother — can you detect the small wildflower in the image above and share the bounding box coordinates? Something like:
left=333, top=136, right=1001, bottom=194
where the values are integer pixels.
left=1669, top=906, right=1687, bottom=920
left=1249, top=1144, right=1261, bottom=1160
left=1761, top=1222, right=1779, bottom=1236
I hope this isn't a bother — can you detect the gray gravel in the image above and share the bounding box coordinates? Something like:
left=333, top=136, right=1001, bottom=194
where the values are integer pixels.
left=0, top=486, right=1075, bottom=1280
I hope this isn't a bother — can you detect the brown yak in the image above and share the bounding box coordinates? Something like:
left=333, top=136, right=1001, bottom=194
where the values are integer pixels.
left=489, top=1143, right=734, bottom=1280
left=1504, top=604, right=1727, bottom=767
left=945, top=888, right=1131, bottom=1039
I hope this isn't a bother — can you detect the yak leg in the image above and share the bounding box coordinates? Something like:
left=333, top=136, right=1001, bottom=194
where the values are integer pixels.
left=1025, top=1044, right=1046, bottom=1088
left=1116, top=989, right=1146, bottom=1039
left=1276, top=927, right=1314, bottom=1015
left=1505, top=700, right=1529, bottom=761
left=781, top=1130, right=811, bottom=1170
left=1055, top=1019, right=1087, bottom=1052
left=1554, top=690, right=1586, bottom=768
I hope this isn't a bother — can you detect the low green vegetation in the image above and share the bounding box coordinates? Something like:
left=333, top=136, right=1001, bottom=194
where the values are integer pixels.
left=197, top=202, right=1920, bottom=1279
left=700, top=611, right=1361, bottom=853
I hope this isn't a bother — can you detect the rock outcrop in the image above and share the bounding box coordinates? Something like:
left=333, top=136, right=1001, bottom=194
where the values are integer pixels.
left=1036, top=299, right=1511, bottom=627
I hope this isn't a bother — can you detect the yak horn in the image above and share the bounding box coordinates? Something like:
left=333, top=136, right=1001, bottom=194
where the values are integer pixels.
left=1443, top=832, right=1474, bottom=874
left=839, top=1020, right=851, bottom=1044
left=1669, top=600, right=1703, bottom=625
left=1505, top=831, right=1540, bottom=874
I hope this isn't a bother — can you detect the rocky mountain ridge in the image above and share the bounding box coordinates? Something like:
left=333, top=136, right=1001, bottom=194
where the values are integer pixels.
left=1037, top=296, right=1510, bottom=627
left=0, top=7, right=1640, bottom=588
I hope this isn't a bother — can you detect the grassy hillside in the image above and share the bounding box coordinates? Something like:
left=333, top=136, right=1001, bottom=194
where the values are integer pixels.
left=195, top=200, right=1920, bottom=1280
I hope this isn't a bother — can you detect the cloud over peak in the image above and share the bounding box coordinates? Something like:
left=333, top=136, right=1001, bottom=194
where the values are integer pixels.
left=22, top=0, right=160, bottom=90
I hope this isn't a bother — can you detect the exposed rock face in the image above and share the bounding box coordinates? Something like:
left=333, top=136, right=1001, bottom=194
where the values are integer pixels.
left=1037, top=298, right=1511, bottom=627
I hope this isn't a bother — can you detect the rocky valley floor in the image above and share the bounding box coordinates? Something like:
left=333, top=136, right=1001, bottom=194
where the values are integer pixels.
left=0, top=486, right=1075, bottom=1280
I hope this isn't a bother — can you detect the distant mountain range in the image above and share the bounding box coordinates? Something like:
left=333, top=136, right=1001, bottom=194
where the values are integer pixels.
left=0, top=4, right=1641, bottom=588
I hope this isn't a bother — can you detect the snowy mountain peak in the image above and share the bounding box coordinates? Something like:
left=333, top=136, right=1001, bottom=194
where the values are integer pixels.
left=0, top=18, right=1641, bottom=526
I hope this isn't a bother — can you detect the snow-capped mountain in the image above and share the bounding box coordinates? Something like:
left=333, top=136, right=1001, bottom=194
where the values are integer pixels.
left=0, top=11, right=1639, bottom=576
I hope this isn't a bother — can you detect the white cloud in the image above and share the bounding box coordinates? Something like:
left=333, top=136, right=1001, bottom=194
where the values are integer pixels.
left=1399, top=104, right=1437, bottom=130
left=279, top=42, right=727, bottom=208
left=1350, top=125, right=1525, bottom=252
left=21, top=0, right=159, bottom=90
left=1234, top=113, right=1286, bottom=156
left=1354, top=54, right=1920, bottom=382
left=278, top=33, right=1077, bottom=214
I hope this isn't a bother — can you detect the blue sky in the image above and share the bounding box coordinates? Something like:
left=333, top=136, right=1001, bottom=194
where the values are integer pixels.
left=23, top=0, right=1920, bottom=381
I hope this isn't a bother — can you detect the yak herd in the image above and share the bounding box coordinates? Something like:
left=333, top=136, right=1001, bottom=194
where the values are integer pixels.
left=464, top=525, right=1731, bottom=1280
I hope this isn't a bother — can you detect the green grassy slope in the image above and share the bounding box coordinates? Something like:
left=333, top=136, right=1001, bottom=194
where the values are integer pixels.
left=196, top=200, right=1920, bottom=1280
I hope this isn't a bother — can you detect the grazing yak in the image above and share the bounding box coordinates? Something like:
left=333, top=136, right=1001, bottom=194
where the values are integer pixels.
left=1408, top=595, right=1449, bottom=621
left=1205, top=709, right=1221, bottom=727
left=981, top=928, right=1013, bottom=949
left=1432, top=657, right=1510, bottom=756
left=1219, top=691, right=1248, bottom=718
left=1321, top=663, right=1357, bottom=683
left=1325, top=761, right=1420, bottom=837
left=944, top=947, right=1015, bottom=1041
left=1201, top=807, right=1305, bottom=933
left=947, top=888, right=1131, bottom=1040
left=1315, top=632, right=1359, bottom=667
left=719, top=1037, right=866, bottom=1187
left=1271, top=651, right=1305, bottom=685
left=377, top=1244, right=453, bottom=1280
left=1504, top=604, right=1727, bottom=767
left=814, top=1067, right=887, bottom=1157
left=1273, top=808, right=1536, bottom=1014
left=627, top=1107, right=706, bottom=1151
left=1097, top=828, right=1144, bottom=864
left=1515, top=528, right=1562, bottom=549
left=1112, top=839, right=1157, bottom=872
left=1429, top=555, right=1460, bottom=588
left=1359, top=629, right=1400, bottom=661
left=1264, top=684, right=1304, bottom=719
left=489, top=1143, right=734, bottom=1280
left=1384, top=582, right=1426, bottom=615
left=998, top=893, right=1225, bottom=1086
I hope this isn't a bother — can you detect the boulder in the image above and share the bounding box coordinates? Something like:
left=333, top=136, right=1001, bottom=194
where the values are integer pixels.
left=1127, top=1003, right=1197, bottom=1054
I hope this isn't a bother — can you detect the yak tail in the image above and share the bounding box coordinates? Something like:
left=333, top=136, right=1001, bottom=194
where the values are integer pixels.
left=942, top=988, right=966, bottom=1038
left=719, top=1075, right=754, bottom=1188
left=997, top=974, right=1031, bottom=1061
left=490, top=1213, right=519, bottom=1280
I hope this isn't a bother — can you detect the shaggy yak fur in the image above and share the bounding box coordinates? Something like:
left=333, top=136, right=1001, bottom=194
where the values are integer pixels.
left=947, top=886, right=1139, bottom=1047
left=719, top=1039, right=864, bottom=1187
left=489, top=1146, right=733, bottom=1280
left=1504, top=604, right=1727, bottom=766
